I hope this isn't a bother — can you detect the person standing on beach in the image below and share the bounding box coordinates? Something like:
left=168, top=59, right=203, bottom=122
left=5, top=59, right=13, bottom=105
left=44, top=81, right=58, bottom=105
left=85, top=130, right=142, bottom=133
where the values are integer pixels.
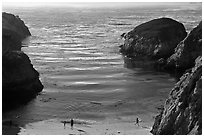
left=135, top=118, right=139, bottom=126
left=71, top=119, right=74, bottom=129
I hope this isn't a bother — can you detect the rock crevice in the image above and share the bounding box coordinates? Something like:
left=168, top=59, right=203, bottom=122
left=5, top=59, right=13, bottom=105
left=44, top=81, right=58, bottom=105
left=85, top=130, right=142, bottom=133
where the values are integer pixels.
left=167, top=21, right=202, bottom=70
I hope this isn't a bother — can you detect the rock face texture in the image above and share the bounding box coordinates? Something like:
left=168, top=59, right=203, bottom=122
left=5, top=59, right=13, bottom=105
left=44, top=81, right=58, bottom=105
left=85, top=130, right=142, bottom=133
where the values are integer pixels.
left=150, top=20, right=202, bottom=135
left=2, top=12, right=43, bottom=110
left=167, top=22, right=202, bottom=70
left=151, top=56, right=202, bottom=135
left=120, top=17, right=187, bottom=59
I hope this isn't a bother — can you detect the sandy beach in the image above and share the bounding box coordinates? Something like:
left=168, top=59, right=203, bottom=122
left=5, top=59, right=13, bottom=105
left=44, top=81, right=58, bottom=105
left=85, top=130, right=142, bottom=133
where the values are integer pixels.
left=3, top=86, right=169, bottom=135
left=3, top=118, right=152, bottom=135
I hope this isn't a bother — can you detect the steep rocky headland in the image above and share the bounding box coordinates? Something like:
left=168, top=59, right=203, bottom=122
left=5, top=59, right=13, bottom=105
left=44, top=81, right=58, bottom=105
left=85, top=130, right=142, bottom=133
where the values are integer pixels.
left=150, top=22, right=202, bottom=135
left=120, top=18, right=202, bottom=135
left=2, top=12, right=43, bottom=110
left=151, top=56, right=202, bottom=134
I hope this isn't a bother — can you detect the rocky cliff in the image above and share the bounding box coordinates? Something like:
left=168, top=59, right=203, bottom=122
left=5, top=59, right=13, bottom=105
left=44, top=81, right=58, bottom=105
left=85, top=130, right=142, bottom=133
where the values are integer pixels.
left=2, top=12, right=43, bottom=110
left=167, top=22, right=202, bottom=70
left=151, top=56, right=202, bottom=135
left=150, top=21, right=202, bottom=135
left=120, top=17, right=187, bottom=59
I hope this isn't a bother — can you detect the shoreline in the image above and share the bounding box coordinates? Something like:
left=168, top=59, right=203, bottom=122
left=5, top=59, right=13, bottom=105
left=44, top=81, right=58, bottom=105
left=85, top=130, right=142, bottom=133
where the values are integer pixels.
left=3, top=117, right=153, bottom=135
left=2, top=88, right=167, bottom=135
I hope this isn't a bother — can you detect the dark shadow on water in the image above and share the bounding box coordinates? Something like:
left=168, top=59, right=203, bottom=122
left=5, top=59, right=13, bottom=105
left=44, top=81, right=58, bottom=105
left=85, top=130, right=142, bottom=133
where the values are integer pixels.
left=123, top=56, right=182, bottom=81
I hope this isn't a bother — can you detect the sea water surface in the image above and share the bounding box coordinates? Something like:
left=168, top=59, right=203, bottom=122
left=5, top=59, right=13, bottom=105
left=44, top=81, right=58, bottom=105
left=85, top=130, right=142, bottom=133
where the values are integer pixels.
left=2, top=5, right=201, bottom=135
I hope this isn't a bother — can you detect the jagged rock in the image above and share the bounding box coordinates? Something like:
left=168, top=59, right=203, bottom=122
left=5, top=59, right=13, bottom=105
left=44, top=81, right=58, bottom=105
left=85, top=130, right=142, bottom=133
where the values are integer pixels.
left=2, top=12, right=43, bottom=110
left=167, top=22, right=202, bottom=70
left=121, top=33, right=126, bottom=38
left=2, top=12, right=31, bottom=55
left=120, top=17, right=187, bottom=59
left=151, top=56, right=202, bottom=135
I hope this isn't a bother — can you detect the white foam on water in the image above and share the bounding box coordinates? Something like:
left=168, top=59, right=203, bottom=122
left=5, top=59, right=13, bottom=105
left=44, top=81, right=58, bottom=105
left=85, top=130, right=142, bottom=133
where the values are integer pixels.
left=68, top=56, right=121, bottom=61
left=64, top=67, right=102, bottom=70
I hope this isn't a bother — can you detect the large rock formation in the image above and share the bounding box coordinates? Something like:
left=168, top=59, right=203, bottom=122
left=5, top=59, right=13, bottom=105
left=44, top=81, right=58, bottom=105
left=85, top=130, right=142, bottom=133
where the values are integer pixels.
left=2, top=12, right=43, bottom=110
left=120, top=17, right=187, bottom=59
left=167, top=22, right=202, bottom=70
left=151, top=56, right=202, bottom=135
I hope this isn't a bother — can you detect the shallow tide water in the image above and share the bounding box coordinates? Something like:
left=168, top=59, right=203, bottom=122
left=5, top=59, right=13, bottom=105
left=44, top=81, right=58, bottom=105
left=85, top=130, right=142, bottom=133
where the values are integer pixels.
left=2, top=5, right=201, bottom=134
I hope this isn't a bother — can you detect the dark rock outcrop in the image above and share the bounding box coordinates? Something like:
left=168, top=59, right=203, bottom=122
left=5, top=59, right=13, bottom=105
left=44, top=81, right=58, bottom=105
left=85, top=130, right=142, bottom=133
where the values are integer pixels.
left=120, top=17, right=187, bottom=59
left=2, top=12, right=31, bottom=55
left=167, top=22, right=202, bottom=70
left=2, top=12, right=43, bottom=110
left=2, top=51, right=43, bottom=109
left=151, top=56, right=202, bottom=135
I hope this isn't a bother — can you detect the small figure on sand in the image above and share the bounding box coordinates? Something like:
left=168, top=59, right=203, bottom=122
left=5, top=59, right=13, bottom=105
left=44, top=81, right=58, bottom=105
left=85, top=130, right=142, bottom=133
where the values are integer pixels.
left=71, top=119, right=74, bottom=129
left=135, top=117, right=139, bottom=126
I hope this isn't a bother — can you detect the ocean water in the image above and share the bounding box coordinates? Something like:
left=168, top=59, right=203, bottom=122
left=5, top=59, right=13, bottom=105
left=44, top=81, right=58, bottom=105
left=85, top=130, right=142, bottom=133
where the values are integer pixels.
left=5, top=6, right=201, bottom=94
left=3, top=5, right=202, bottom=135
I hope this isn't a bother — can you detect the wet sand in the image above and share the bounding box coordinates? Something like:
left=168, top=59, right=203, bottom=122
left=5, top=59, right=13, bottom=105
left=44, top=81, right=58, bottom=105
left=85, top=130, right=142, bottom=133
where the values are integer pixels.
left=3, top=118, right=151, bottom=135
left=3, top=86, right=169, bottom=135
left=19, top=118, right=151, bottom=135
